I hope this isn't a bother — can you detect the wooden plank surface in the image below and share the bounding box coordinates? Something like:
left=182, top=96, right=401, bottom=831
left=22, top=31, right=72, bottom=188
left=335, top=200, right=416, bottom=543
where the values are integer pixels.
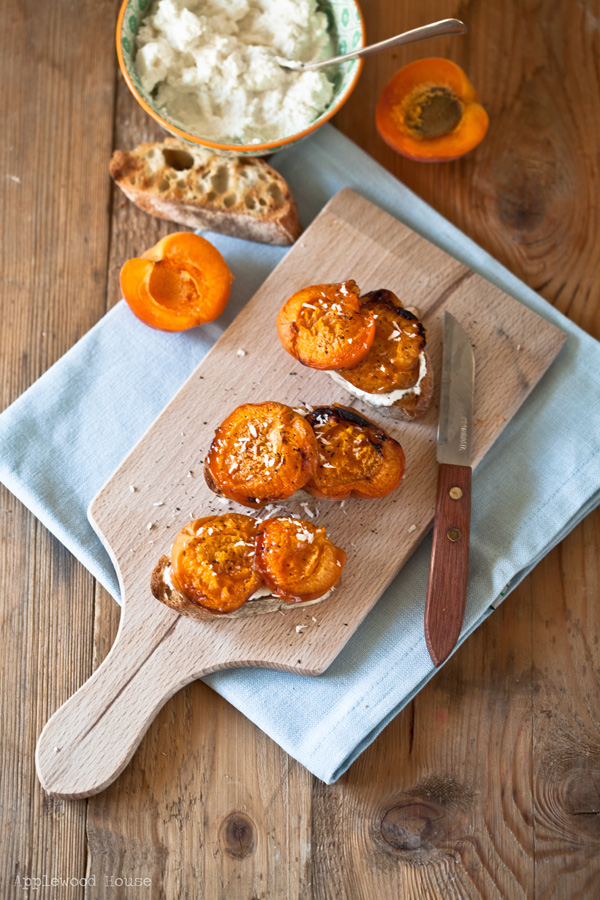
left=0, top=0, right=119, bottom=897
left=1, top=0, right=599, bottom=898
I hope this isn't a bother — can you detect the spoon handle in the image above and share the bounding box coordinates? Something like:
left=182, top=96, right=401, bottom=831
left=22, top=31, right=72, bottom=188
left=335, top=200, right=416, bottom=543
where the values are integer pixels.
left=294, top=18, right=467, bottom=72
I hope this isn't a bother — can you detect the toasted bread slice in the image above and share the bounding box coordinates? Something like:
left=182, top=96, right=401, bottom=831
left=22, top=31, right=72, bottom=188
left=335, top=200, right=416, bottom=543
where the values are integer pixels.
left=151, top=555, right=332, bottom=621
left=109, top=138, right=302, bottom=246
left=328, top=349, right=434, bottom=421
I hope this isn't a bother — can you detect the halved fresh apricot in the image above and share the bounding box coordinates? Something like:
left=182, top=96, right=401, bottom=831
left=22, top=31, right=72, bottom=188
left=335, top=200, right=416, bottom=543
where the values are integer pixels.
left=204, top=402, right=319, bottom=508
left=376, top=58, right=488, bottom=162
left=337, top=289, right=426, bottom=394
left=255, top=517, right=346, bottom=602
left=170, top=514, right=263, bottom=613
left=120, top=232, right=233, bottom=331
left=276, top=281, right=376, bottom=370
left=304, top=405, right=406, bottom=500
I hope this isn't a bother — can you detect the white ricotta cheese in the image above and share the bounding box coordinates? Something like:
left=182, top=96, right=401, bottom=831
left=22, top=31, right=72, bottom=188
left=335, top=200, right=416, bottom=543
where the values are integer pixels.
left=329, top=351, right=429, bottom=407
left=135, top=0, right=335, bottom=143
left=163, top=563, right=175, bottom=591
left=161, top=565, right=332, bottom=606
left=248, top=583, right=275, bottom=600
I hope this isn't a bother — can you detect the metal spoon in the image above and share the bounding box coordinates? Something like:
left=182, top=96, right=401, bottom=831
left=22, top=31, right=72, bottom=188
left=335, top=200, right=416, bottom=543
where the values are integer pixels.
left=277, top=18, right=467, bottom=72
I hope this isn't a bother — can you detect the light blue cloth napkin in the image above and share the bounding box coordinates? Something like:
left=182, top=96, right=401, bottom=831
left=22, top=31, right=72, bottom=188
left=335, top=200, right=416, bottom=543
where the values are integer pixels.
left=1, top=125, right=599, bottom=783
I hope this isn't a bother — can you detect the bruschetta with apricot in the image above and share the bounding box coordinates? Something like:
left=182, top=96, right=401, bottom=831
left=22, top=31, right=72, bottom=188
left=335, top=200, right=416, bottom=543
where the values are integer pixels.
left=277, top=283, right=433, bottom=421
left=203, top=402, right=405, bottom=507
left=151, top=513, right=346, bottom=619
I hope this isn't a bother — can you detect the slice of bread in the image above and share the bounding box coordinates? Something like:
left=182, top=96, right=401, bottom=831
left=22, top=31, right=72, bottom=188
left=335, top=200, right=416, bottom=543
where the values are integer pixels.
left=109, top=138, right=302, bottom=246
left=151, top=555, right=331, bottom=621
left=328, top=350, right=434, bottom=421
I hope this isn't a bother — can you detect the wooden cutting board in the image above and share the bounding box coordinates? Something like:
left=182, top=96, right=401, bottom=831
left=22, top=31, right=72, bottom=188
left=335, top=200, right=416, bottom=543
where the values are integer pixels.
left=36, top=188, right=566, bottom=798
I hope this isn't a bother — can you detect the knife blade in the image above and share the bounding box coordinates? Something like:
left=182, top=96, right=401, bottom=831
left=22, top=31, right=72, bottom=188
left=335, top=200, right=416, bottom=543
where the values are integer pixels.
left=424, top=312, right=475, bottom=666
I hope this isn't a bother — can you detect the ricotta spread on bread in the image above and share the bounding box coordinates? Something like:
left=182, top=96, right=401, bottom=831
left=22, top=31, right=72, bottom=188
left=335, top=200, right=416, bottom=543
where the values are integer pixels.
left=330, top=351, right=429, bottom=407
left=158, top=562, right=333, bottom=609
left=135, top=0, right=335, bottom=143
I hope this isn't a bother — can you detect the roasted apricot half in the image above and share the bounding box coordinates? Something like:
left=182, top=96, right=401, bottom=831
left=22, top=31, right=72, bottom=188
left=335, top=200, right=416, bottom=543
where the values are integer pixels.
left=120, top=232, right=233, bottom=331
left=337, top=289, right=426, bottom=393
left=204, top=401, right=319, bottom=509
left=170, top=514, right=263, bottom=613
left=304, top=405, right=406, bottom=501
left=276, top=280, right=376, bottom=370
left=255, top=517, right=346, bottom=603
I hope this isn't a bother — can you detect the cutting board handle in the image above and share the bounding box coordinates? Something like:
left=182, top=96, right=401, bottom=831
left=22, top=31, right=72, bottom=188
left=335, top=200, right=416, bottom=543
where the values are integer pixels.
left=35, top=603, right=219, bottom=798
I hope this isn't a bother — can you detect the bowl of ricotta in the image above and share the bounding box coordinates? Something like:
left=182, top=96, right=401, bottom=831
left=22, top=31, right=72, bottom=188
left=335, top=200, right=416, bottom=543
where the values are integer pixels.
left=116, top=0, right=365, bottom=156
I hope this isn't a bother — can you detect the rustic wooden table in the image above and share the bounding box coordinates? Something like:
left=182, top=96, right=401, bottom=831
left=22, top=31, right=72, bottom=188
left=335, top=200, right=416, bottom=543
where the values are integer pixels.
left=2, top=1, right=599, bottom=898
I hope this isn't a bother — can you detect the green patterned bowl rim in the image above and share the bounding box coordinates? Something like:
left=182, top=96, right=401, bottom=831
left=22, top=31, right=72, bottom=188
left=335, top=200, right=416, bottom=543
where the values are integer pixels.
left=116, top=0, right=365, bottom=155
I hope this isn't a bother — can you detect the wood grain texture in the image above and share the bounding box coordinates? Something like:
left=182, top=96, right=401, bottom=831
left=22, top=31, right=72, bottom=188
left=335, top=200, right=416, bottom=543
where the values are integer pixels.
left=0, top=0, right=118, bottom=896
left=425, top=463, right=472, bottom=666
left=1, top=0, right=599, bottom=896
left=36, top=188, right=563, bottom=799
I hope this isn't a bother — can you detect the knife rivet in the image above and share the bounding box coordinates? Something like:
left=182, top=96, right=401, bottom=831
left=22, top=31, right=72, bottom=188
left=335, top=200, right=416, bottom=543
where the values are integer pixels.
left=447, top=527, right=461, bottom=542
left=449, top=487, right=463, bottom=500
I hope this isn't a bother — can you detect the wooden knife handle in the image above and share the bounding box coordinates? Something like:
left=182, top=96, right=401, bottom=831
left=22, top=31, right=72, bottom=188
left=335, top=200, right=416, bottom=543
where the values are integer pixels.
left=424, top=463, right=472, bottom=666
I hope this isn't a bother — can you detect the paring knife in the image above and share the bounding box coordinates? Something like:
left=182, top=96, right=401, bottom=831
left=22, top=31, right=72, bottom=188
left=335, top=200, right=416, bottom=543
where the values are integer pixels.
left=424, top=312, right=475, bottom=666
